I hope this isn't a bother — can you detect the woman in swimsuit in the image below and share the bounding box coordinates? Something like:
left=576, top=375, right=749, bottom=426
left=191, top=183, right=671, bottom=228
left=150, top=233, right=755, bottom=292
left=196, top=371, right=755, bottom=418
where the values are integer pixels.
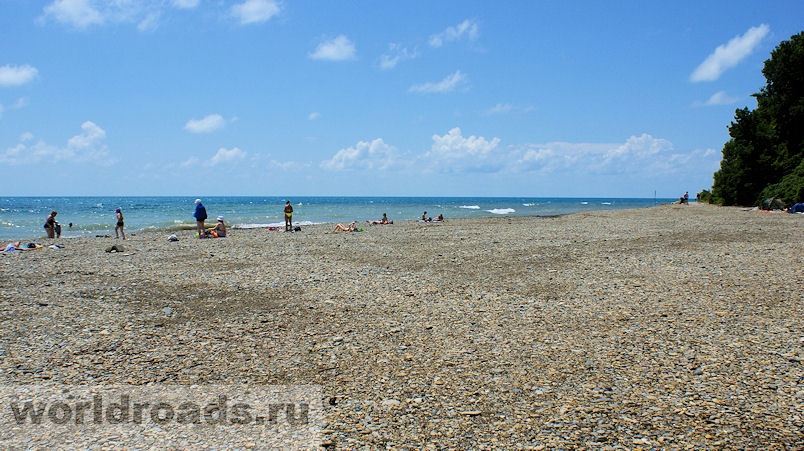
left=114, top=208, right=125, bottom=240
left=333, top=222, right=357, bottom=232
left=284, top=201, right=293, bottom=231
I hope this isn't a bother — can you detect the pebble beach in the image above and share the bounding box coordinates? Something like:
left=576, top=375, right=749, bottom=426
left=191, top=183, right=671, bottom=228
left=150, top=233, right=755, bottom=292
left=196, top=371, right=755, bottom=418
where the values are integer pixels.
left=1, top=203, right=803, bottom=448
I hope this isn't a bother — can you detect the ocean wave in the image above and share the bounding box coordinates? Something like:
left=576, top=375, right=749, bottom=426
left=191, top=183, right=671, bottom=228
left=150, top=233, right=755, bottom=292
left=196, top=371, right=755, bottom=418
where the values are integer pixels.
left=486, top=208, right=515, bottom=215
left=581, top=202, right=589, bottom=205
left=522, top=203, right=536, bottom=207
left=601, top=202, right=612, bottom=205
left=459, top=205, right=480, bottom=209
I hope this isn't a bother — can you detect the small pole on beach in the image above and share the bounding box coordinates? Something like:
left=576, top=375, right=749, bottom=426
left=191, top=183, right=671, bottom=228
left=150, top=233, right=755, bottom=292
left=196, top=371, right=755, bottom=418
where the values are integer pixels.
left=654, top=190, right=656, bottom=206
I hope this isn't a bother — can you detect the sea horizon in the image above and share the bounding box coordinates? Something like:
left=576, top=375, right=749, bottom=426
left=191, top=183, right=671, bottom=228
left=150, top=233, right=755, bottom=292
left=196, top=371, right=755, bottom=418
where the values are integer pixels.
left=0, top=195, right=679, bottom=240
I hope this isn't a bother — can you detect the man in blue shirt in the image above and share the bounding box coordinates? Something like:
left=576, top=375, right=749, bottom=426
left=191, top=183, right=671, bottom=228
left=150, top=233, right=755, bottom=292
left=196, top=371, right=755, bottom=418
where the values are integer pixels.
left=194, top=199, right=207, bottom=238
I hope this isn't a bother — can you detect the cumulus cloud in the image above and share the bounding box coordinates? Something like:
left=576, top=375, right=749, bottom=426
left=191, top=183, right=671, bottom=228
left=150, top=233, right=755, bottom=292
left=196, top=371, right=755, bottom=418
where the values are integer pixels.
left=409, top=70, right=467, bottom=93
left=231, top=0, right=280, bottom=24
left=322, top=138, right=399, bottom=171
left=1, top=121, right=111, bottom=165
left=690, top=24, right=769, bottom=82
left=429, top=19, right=479, bottom=47
left=378, top=43, right=417, bottom=70
left=421, top=127, right=503, bottom=173
left=309, top=35, right=357, bottom=61
left=208, top=147, right=246, bottom=166
left=0, top=65, right=39, bottom=87
left=184, top=114, right=226, bottom=133
left=694, top=90, right=739, bottom=106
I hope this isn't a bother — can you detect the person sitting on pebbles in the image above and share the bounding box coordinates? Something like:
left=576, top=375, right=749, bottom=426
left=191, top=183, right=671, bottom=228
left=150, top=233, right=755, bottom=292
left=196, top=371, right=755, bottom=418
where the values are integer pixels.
left=208, top=216, right=227, bottom=237
left=368, top=213, right=393, bottom=225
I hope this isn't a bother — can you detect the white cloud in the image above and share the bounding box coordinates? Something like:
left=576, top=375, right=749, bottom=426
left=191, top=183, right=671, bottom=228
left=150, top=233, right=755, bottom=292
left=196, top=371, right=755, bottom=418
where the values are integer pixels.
left=308, top=112, right=321, bottom=120
left=409, top=70, right=467, bottom=94
left=322, top=138, right=399, bottom=171
left=41, top=0, right=204, bottom=30
left=42, top=0, right=105, bottom=29
left=378, top=43, right=417, bottom=70
left=429, top=19, right=479, bottom=48
left=0, top=65, right=39, bottom=87
left=690, top=24, right=769, bottom=82
left=483, top=103, right=535, bottom=116
left=485, top=103, right=512, bottom=115
left=172, top=0, right=199, bottom=8
left=309, top=35, right=356, bottom=61
left=694, top=90, right=739, bottom=107
left=514, top=133, right=713, bottom=176
left=231, top=0, right=280, bottom=24
left=421, top=127, right=503, bottom=173
left=184, top=114, right=226, bottom=133
left=208, top=147, right=246, bottom=166
left=1, top=121, right=111, bottom=165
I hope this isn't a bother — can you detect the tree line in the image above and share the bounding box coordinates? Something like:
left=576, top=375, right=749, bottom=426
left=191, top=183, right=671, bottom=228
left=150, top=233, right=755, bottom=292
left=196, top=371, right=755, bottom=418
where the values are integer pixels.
left=699, top=31, right=803, bottom=206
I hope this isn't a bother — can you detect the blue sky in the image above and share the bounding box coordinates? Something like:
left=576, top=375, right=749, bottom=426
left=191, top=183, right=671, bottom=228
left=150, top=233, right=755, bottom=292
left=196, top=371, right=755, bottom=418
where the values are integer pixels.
left=1, top=1, right=801, bottom=197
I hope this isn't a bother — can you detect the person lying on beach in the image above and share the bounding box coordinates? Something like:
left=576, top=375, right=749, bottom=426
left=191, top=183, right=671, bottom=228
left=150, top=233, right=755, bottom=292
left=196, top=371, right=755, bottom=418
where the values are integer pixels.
left=368, top=213, right=393, bottom=225
left=435, top=214, right=444, bottom=222
left=3, top=242, right=42, bottom=251
left=207, top=216, right=227, bottom=237
left=333, top=222, right=358, bottom=232
left=421, top=211, right=430, bottom=221
left=44, top=211, right=61, bottom=238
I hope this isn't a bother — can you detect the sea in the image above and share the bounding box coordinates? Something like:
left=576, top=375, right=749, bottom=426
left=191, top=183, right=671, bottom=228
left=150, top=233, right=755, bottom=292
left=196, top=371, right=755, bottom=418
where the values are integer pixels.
left=0, top=196, right=676, bottom=240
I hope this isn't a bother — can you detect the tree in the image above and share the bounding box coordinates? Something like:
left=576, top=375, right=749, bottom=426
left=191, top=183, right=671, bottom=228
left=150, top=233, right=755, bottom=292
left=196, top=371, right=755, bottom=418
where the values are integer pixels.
left=706, top=31, right=804, bottom=206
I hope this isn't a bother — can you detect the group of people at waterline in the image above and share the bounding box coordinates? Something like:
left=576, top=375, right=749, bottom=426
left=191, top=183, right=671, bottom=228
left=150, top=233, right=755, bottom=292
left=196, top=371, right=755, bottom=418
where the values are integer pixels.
left=41, top=199, right=444, bottom=240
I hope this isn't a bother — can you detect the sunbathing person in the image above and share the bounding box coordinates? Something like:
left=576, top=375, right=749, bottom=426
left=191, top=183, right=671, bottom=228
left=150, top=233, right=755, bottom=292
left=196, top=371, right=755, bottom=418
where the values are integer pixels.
left=369, top=213, right=393, bottom=225
left=333, top=222, right=358, bottom=232
left=3, top=242, right=42, bottom=251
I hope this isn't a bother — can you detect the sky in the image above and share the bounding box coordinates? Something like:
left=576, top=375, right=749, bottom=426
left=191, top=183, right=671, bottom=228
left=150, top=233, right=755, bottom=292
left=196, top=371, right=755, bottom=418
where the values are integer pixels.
left=1, top=0, right=802, bottom=197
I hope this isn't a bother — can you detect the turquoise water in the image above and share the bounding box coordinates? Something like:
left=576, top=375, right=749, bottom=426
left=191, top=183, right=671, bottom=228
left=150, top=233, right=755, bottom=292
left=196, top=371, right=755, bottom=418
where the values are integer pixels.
left=0, top=196, right=676, bottom=240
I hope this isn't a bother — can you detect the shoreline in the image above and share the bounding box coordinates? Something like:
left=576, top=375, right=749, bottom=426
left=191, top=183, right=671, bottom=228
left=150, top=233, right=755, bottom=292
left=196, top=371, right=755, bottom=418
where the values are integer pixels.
left=2, top=203, right=802, bottom=447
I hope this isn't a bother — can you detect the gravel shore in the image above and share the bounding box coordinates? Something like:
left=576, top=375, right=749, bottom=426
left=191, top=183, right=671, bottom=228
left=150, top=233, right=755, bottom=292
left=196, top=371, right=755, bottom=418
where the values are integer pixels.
left=1, top=203, right=803, bottom=448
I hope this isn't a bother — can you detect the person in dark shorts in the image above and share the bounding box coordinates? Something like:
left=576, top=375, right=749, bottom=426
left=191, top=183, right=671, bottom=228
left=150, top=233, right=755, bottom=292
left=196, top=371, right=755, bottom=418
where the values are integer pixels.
left=194, top=199, right=207, bottom=238
left=114, top=208, right=125, bottom=240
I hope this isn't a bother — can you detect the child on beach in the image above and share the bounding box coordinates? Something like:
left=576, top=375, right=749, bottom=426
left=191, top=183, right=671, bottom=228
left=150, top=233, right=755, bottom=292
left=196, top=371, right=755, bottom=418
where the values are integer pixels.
left=284, top=201, right=293, bottom=231
left=114, top=208, right=125, bottom=240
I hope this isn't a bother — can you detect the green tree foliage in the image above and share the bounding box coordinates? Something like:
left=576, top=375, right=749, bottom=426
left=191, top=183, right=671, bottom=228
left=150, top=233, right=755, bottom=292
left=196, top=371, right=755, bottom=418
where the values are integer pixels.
left=705, top=31, right=804, bottom=206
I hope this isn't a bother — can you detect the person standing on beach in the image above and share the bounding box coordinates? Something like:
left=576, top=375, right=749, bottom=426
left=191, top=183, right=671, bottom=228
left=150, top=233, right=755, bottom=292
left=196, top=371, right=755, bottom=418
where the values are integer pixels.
left=194, top=199, right=207, bottom=238
left=44, top=211, right=61, bottom=238
left=284, top=201, right=293, bottom=231
left=114, top=208, right=125, bottom=240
